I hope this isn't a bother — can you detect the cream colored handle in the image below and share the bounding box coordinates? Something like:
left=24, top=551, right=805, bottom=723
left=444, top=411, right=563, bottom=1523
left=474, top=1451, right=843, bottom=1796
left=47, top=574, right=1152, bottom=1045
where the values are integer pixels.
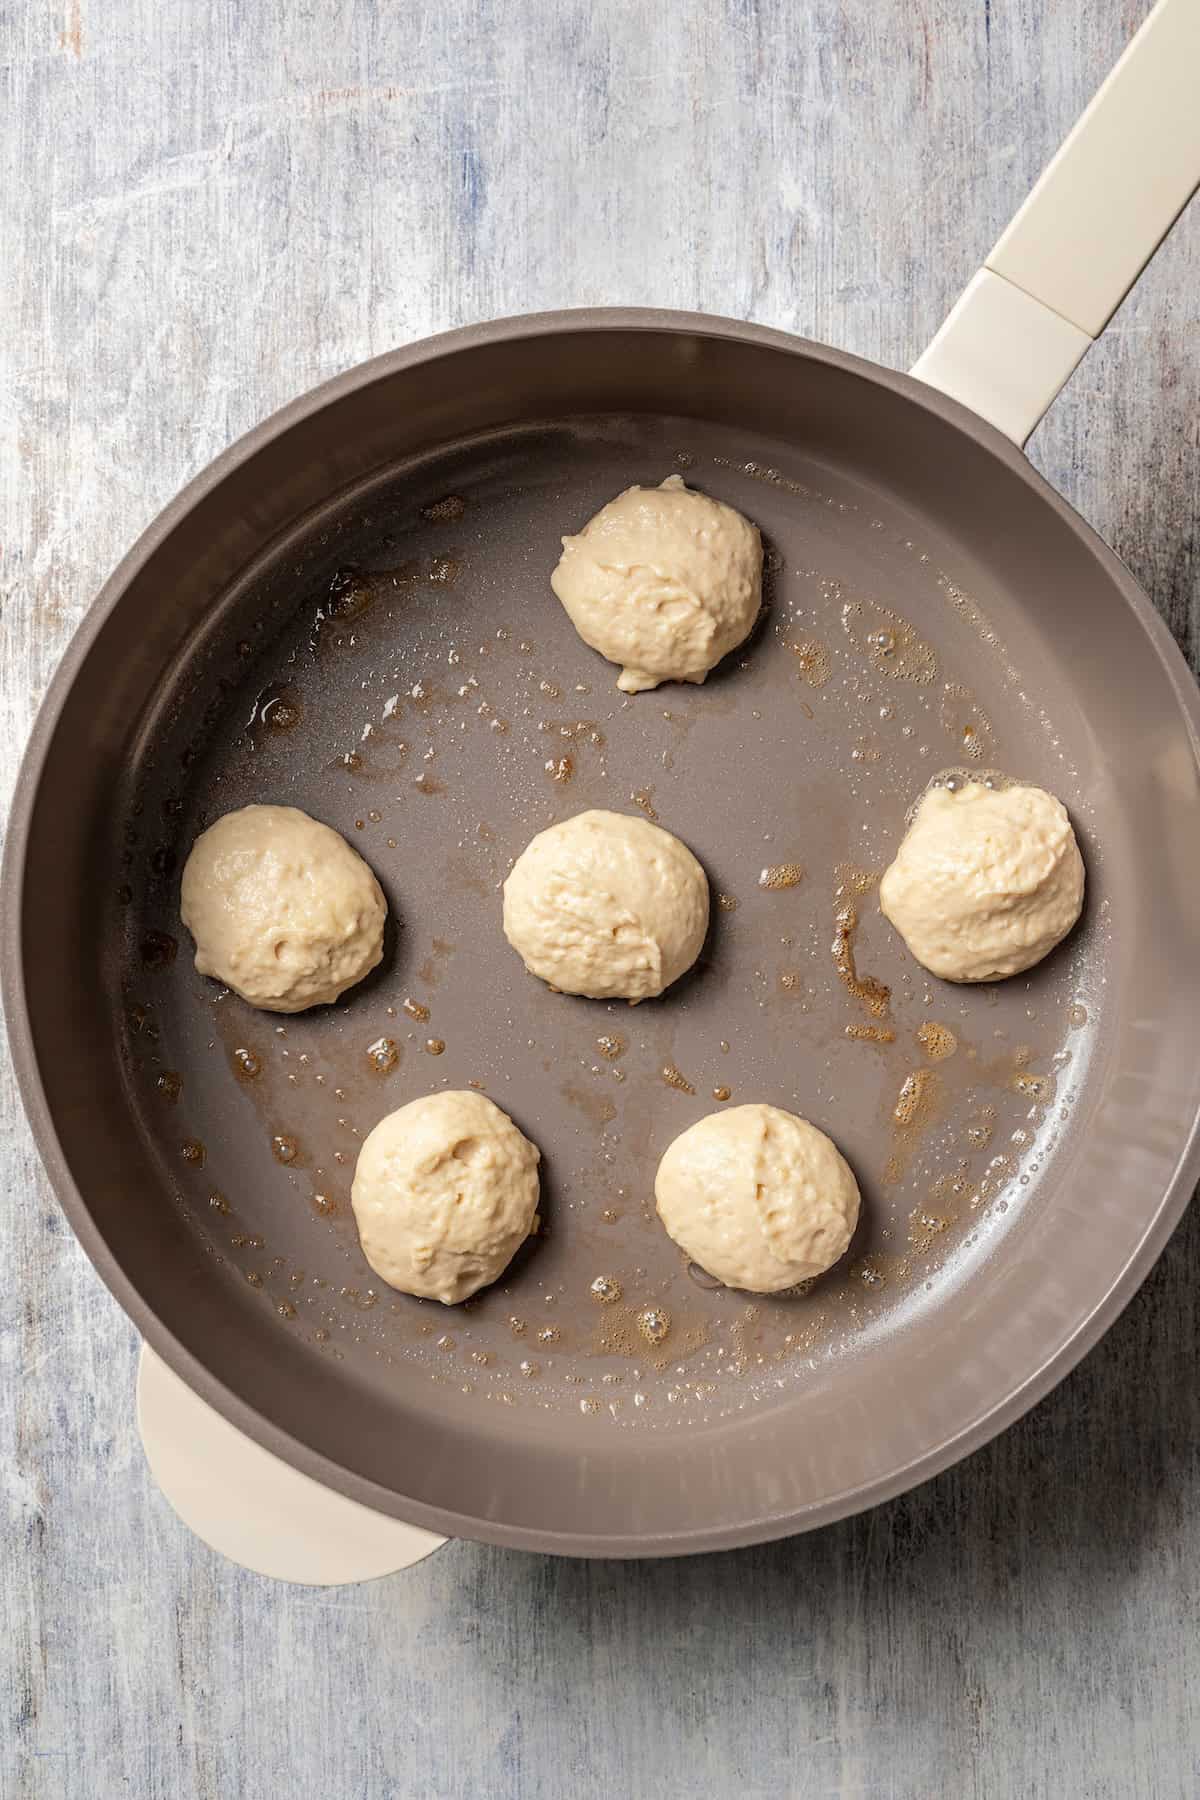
left=137, top=1346, right=449, bottom=1584
left=913, top=0, right=1200, bottom=444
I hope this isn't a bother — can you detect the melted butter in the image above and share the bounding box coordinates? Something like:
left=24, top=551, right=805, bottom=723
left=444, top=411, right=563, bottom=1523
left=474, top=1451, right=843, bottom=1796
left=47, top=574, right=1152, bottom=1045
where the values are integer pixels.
left=916, top=1021, right=957, bottom=1062
left=758, top=863, right=803, bottom=890
left=841, top=597, right=937, bottom=684
left=831, top=865, right=889, bottom=1016
left=832, top=904, right=890, bottom=1017
left=788, top=638, right=830, bottom=687
left=893, top=1068, right=939, bottom=1127
left=883, top=1067, right=944, bottom=1182
left=366, top=1036, right=399, bottom=1074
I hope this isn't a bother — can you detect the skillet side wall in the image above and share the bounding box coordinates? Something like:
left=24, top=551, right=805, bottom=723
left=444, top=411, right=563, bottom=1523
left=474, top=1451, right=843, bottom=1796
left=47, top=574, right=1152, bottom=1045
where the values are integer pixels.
left=8, top=317, right=1200, bottom=1552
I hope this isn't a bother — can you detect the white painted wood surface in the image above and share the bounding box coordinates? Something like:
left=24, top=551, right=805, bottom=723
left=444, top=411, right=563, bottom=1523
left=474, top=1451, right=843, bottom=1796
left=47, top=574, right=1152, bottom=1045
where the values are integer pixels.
left=3, top=1, right=1199, bottom=1794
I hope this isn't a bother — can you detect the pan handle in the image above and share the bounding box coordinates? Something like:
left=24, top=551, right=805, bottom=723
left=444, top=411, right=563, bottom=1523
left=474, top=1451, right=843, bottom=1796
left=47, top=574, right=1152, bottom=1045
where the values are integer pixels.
left=137, top=1345, right=451, bottom=1584
left=912, top=0, right=1200, bottom=446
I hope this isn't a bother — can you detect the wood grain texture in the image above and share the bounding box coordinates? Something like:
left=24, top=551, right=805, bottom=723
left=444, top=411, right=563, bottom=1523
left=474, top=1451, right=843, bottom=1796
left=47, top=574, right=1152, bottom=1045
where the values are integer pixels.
left=2, top=1, right=1199, bottom=1794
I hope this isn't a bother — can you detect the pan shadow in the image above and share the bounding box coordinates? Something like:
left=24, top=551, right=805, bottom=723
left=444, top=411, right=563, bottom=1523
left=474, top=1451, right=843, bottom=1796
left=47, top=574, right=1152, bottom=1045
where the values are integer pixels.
left=693, top=529, right=779, bottom=696
left=407, top=1189, right=1200, bottom=1733
left=340, top=914, right=400, bottom=1010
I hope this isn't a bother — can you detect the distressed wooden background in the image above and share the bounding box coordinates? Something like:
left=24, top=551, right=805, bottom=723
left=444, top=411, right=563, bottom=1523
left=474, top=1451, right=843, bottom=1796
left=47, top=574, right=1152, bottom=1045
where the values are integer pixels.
left=3, top=1, right=1199, bottom=1795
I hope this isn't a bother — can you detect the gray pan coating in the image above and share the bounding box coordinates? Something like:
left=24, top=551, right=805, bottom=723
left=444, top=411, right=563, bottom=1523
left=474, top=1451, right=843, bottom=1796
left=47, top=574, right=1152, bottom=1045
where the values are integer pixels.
left=6, top=314, right=1200, bottom=1555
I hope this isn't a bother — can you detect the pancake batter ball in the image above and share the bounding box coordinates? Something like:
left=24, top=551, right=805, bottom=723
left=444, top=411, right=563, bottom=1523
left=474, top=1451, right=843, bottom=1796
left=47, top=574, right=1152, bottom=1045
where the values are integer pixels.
left=879, top=779, right=1085, bottom=982
left=351, top=1091, right=541, bottom=1305
left=655, top=1104, right=860, bottom=1292
left=180, top=804, right=387, bottom=1013
left=550, top=474, right=763, bottom=693
left=502, top=808, right=710, bottom=1001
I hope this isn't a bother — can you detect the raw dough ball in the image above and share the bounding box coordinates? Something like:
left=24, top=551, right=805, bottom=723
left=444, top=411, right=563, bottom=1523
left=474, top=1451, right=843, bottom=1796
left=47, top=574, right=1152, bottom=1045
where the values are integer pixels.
left=502, top=808, right=709, bottom=1001
left=655, top=1104, right=860, bottom=1292
left=879, top=779, right=1085, bottom=982
left=180, top=804, right=387, bottom=1013
left=351, top=1091, right=541, bottom=1305
left=550, top=474, right=763, bottom=693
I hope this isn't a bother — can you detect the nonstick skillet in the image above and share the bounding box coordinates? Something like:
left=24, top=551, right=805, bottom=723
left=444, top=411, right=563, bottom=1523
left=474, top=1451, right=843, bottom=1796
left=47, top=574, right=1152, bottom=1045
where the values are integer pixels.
left=5, top=0, right=1200, bottom=1555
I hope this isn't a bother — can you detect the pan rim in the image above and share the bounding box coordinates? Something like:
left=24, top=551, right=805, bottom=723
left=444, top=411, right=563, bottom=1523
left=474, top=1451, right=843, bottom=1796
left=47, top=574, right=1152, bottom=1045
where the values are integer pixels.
left=6, top=306, right=1200, bottom=1557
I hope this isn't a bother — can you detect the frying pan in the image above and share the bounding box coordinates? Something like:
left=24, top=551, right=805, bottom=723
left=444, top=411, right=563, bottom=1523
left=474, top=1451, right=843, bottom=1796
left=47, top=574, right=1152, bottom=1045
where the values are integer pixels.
left=6, top=0, right=1200, bottom=1558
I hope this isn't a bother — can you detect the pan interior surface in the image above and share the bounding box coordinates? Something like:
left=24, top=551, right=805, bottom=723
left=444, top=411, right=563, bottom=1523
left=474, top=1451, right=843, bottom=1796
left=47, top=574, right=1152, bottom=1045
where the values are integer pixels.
left=17, top=325, right=1200, bottom=1551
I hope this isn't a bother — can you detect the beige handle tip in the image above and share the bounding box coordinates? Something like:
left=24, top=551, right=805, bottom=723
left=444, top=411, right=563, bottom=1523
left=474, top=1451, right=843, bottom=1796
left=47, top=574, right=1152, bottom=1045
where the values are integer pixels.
left=137, top=1345, right=449, bottom=1584
left=915, top=0, right=1200, bottom=443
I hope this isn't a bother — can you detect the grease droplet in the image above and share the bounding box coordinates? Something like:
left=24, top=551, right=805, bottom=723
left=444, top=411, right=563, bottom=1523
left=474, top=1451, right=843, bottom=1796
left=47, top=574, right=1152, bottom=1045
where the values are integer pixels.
left=366, top=1036, right=399, bottom=1074
left=422, top=494, right=466, bottom=523
left=789, top=638, right=830, bottom=687
left=893, top=1069, right=937, bottom=1127
left=843, top=599, right=937, bottom=684
left=259, top=687, right=303, bottom=732
left=832, top=896, right=890, bottom=1017
left=341, top=1286, right=378, bottom=1311
left=916, top=1021, right=957, bottom=1062
left=759, top=863, right=803, bottom=890
left=845, top=1023, right=895, bottom=1044
left=637, top=1308, right=670, bottom=1345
